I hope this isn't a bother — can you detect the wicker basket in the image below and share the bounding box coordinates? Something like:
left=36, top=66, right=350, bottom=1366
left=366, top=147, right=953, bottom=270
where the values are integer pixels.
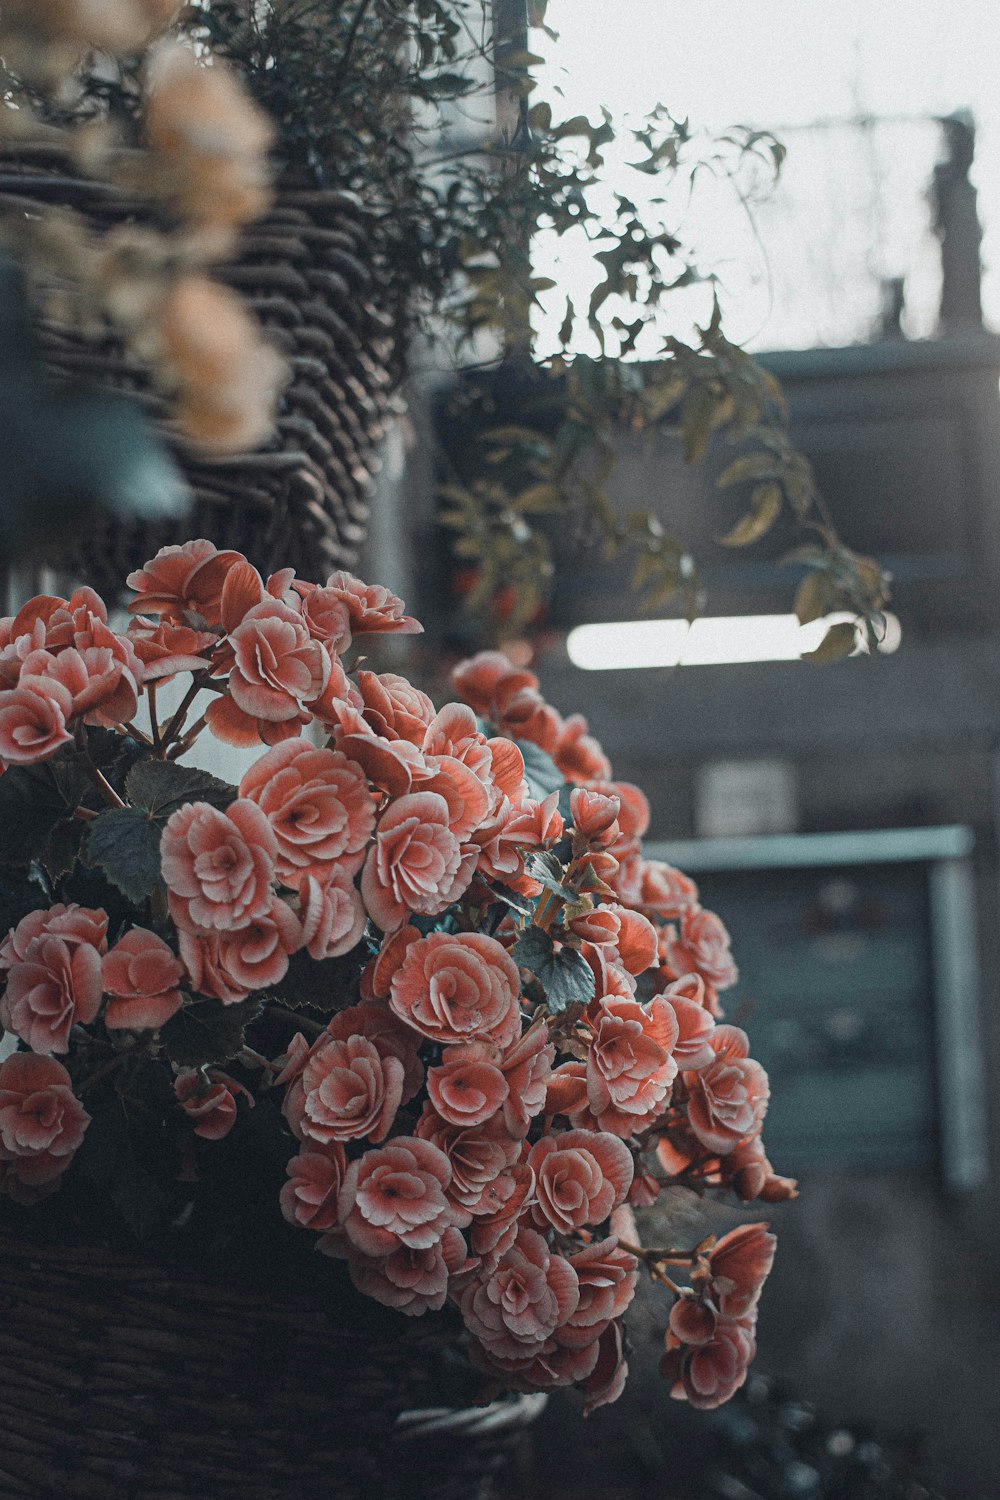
left=0, top=144, right=400, bottom=593
left=0, top=1234, right=542, bottom=1500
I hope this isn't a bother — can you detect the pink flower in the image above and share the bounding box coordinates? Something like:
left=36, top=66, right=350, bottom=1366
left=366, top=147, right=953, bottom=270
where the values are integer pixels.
left=280, top=1142, right=348, bottom=1231
left=570, top=787, right=620, bottom=843
left=338, top=1136, right=459, bottom=1256
left=582, top=1319, right=629, bottom=1415
left=325, top=1001, right=425, bottom=1105
left=458, top=1226, right=579, bottom=1367
left=338, top=1225, right=469, bottom=1317
left=495, top=1019, right=554, bottom=1139
left=657, top=978, right=717, bottom=1071
left=662, top=905, right=738, bottom=992
left=214, top=598, right=332, bottom=740
left=179, top=897, right=301, bottom=1001
left=661, top=1316, right=757, bottom=1410
left=102, top=927, right=184, bottom=1030
left=361, top=791, right=477, bottom=932
left=174, top=1072, right=238, bottom=1139
left=415, top=1104, right=522, bottom=1214
left=298, top=873, right=366, bottom=960
left=554, top=714, right=612, bottom=785
left=389, top=931, right=522, bottom=1049
left=0, top=682, right=73, bottom=764
left=427, top=1046, right=510, bottom=1129
left=324, top=572, right=422, bottom=642
left=126, top=540, right=247, bottom=627
left=17, top=645, right=140, bottom=732
left=0, top=1052, right=90, bottom=1193
left=283, top=1031, right=404, bottom=1145
left=565, top=1238, right=638, bottom=1342
left=684, top=1026, right=769, bottom=1154
left=127, top=618, right=217, bottom=681
left=635, top=859, right=699, bottom=921
left=586, top=995, right=679, bottom=1138
left=528, top=1130, right=633, bottom=1234
left=0, top=905, right=107, bottom=1053
left=238, top=739, right=375, bottom=885
left=162, top=799, right=278, bottom=933
left=449, top=651, right=532, bottom=718
left=725, top=1135, right=798, bottom=1204
left=354, top=671, right=434, bottom=745
left=470, top=1162, right=536, bottom=1261
left=708, top=1223, right=776, bottom=1319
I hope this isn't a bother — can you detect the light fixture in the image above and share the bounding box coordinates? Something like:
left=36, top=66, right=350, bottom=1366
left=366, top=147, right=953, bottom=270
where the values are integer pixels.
left=566, top=611, right=901, bottom=671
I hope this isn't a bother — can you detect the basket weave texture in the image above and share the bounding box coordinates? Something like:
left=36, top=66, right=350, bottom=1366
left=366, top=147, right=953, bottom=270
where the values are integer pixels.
left=0, top=1233, right=536, bottom=1500
left=0, top=144, right=398, bottom=592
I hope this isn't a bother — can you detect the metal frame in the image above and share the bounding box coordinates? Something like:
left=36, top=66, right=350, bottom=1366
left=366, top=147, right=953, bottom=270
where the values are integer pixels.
left=646, top=825, right=988, bottom=1190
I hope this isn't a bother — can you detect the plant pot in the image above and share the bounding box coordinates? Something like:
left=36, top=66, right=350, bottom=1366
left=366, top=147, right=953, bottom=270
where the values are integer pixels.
left=0, top=144, right=399, bottom=592
left=0, top=1233, right=543, bottom=1500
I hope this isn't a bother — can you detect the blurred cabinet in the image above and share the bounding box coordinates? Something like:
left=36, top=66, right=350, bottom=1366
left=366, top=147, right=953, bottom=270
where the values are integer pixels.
left=647, top=826, right=987, bottom=1188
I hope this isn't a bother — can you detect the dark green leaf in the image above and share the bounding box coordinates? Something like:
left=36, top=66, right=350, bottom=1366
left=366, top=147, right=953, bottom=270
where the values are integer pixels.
left=511, top=925, right=553, bottom=971
left=125, top=761, right=236, bottom=819
left=160, top=997, right=262, bottom=1067
left=0, top=760, right=82, bottom=870
left=85, top=807, right=164, bottom=902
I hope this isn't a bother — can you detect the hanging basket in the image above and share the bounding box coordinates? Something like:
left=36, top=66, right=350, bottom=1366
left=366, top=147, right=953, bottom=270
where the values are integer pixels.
left=0, top=1233, right=542, bottom=1500
left=0, top=144, right=400, bottom=593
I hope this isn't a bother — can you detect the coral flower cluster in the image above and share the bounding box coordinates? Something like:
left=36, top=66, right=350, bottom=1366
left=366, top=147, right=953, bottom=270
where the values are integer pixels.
left=0, top=542, right=793, bottom=1413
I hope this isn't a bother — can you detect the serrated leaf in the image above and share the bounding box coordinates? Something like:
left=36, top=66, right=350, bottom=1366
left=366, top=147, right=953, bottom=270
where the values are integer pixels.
left=125, top=761, right=236, bottom=819
left=85, top=807, right=164, bottom=901
left=511, top=925, right=553, bottom=971
left=794, top=570, right=836, bottom=625
left=717, top=483, right=782, bottom=548
left=801, top=620, right=858, bottom=663
left=160, top=997, right=262, bottom=1067
left=0, top=758, right=88, bottom=870
left=39, top=818, right=85, bottom=882
left=538, top=944, right=597, bottom=1015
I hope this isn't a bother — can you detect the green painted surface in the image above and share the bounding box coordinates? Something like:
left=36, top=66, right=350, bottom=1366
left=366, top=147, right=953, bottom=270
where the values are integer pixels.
left=693, top=861, right=937, bottom=1171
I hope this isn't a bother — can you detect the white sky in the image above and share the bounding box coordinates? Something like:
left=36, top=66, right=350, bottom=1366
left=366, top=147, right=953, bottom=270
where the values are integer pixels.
left=533, top=0, right=1000, bottom=352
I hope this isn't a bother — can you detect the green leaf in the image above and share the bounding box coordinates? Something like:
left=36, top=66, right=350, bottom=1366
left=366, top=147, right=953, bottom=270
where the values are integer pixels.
left=0, top=758, right=87, bottom=871
left=511, top=925, right=553, bottom=972
left=516, top=739, right=564, bottom=803
left=716, top=453, right=782, bottom=489
left=160, top=997, right=262, bottom=1067
left=717, top=483, right=782, bottom=548
left=513, top=926, right=596, bottom=1015
left=801, top=621, right=858, bottom=663
left=680, top=384, right=718, bottom=465
left=794, top=570, right=837, bottom=625
left=125, top=761, right=236, bottom=819
left=85, top=807, right=164, bottom=902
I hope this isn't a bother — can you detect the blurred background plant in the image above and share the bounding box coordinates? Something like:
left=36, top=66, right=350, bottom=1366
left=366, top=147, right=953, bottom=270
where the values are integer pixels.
left=0, top=0, right=887, bottom=651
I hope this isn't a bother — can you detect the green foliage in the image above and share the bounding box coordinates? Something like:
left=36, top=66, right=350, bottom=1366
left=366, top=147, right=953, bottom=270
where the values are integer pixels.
left=160, top=997, right=263, bottom=1068
left=85, top=807, right=166, bottom=903
left=183, top=2, right=887, bottom=643
left=124, top=761, right=236, bottom=819
left=511, top=925, right=596, bottom=1014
